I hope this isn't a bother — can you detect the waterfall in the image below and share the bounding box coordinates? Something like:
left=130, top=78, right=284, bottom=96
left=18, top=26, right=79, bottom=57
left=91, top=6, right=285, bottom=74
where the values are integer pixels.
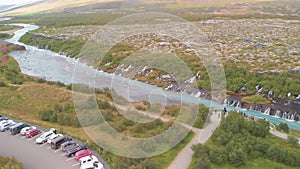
left=264, top=107, right=271, bottom=115
left=291, top=114, right=295, bottom=121
left=224, top=98, right=228, bottom=105
left=275, top=110, right=280, bottom=118
left=230, top=100, right=237, bottom=107
left=283, top=112, right=287, bottom=119
left=195, top=92, right=201, bottom=98
left=236, top=101, right=241, bottom=108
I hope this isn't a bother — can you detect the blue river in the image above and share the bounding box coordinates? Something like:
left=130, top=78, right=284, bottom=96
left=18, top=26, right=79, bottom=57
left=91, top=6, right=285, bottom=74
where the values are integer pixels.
left=5, top=23, right=300, bottom=130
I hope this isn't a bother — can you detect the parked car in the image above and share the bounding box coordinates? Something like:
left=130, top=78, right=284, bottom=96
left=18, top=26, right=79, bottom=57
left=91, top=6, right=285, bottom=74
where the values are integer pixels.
left=75, top=149, right=92, bottom=160
left=0, top=117, right=8, bottom=122
left=0, top=122, right=16, bottom=132
left=36, top=130, right=54, bottom=144
left=47, top=133, right=63, bottom=144
left=50, top=136, right=72, bottom=149
left=10, top=123, right=29, bottom=135
left=65, top=144, right=86, bottom=157
left=26, top=128, right=41, bottom=138
left=60, top=141, right=76, bottom=152
left=20, top=126, right=36, bottom=135
left=80, top=160, right=104, bottom=169
left=79, top=155, right=99, bottom=165
left=0, top=119, right=14, bottom=127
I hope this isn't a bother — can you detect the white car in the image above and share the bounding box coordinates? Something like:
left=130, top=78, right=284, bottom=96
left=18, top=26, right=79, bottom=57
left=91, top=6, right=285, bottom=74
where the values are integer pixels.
left=79, top=155, right=104, bottom=169
left=0, top=120, right=14, bottom=127
left=47, top=133, right=63, bottom=144
left=0, top=121, right=16, bottom=132
left=20, top=126, right=36, bottom=135
left=36, top=131, right=54, bottom=144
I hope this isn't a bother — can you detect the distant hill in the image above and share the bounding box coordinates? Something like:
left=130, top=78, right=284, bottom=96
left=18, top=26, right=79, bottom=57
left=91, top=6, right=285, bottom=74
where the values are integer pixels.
left=0, top=5, right=15, bottom=12
left=1, top=0, right=122, bottom=15
left=1, top=0, right=299, bottom=15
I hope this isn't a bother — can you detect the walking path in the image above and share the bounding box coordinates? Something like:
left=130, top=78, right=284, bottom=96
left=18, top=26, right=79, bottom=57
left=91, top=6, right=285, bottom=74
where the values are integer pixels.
left=270, top=129, right=300, bottom=143
left=167, top=111, right=221, bottom=169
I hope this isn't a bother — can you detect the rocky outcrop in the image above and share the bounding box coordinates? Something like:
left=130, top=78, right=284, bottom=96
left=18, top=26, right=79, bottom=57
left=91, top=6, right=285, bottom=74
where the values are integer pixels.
left=289, top=66, right=300, bottom=74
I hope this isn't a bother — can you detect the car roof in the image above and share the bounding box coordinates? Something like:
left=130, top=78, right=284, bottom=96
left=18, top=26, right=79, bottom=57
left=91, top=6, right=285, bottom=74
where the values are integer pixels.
left=62, top=140, right=74, bottom=145
left=68, top=145, right=82, bottom=152
left=41, top=131, right=53, bottom=137
left=81, top=161, right=103, bottom=169
left=79, top=155, right=98, bottom=163
left=65, top=144, right=78, bottom=150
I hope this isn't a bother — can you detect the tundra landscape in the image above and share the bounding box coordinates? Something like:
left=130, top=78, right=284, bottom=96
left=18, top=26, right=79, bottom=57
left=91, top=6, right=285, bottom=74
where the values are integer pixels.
left=0, top=0, right=299, bottom=169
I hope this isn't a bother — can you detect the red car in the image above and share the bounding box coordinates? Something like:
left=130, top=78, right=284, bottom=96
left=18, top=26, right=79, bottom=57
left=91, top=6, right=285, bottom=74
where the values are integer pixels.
left=26, top=128, right=41, bottom=138
left=75, top=149, right=92, bottom=160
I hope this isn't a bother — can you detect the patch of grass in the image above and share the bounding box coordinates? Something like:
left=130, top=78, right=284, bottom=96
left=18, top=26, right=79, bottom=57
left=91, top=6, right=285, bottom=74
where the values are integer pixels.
left=0, top=25, right=22, bottom=31
left=242, top=95, right=271, bottom=104
left=0, top=155, right=23, bottom=169
left=19, top=33, right=86, bottom=58
left=0, top=33, right=12, bottom=39
left=209, top=158, right=300, bottom=169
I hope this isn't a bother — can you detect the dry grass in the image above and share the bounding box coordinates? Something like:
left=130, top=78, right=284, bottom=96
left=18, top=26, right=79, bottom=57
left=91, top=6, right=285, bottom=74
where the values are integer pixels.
left=142, top=0, right=275, bottom=8
left=4, top=0, right=121, bottom=15
left=0, top=81, right=94, bottom=141
left=4, top=0, right=277, bottom=15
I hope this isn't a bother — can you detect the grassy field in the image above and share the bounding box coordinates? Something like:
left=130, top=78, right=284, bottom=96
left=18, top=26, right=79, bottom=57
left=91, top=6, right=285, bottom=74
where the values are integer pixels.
left=4, top=0, right=122, bottom=15
left=0, top=155, right=23, bottom=169
left=4, top=0, right=278, bottom=15
left=0, top=25, right=22, bottom=32
left=0, top=81, right=196, bottom=168
left=189, top=157, right=300, bottom=169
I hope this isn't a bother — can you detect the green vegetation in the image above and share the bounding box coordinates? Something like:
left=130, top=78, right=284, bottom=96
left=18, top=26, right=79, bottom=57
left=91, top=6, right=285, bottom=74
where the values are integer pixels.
left=19, top=33, right=85, bottom=58
left=189, top=113, right=300, bottom=169
left=242, top=95, right=270, bottom=104
left=0, top=155, right=23, bottom=169
left=7, top=13, right=124, bottom=27
left=93, top=131, right=195, bottom=169
left=287, top=135, right=299, bottom=146
left=0, top=58, right=195, bottom=169
left=0, top=25, right=22, bottom=31
left=0, top=44, right=24, bottom=85
left=0, top=33, right=12, bottom=39
left=195, top=158, right=300, bottom=169
left=221, top=64, right=300, bottom=96
left=278, top=122, right=290, bottom=133
left=38, top=104, right=80, bottom=127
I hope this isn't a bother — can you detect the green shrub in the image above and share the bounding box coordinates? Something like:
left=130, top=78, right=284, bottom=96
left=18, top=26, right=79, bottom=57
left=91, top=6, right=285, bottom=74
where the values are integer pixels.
left=278, top=123, right=289, bottom=133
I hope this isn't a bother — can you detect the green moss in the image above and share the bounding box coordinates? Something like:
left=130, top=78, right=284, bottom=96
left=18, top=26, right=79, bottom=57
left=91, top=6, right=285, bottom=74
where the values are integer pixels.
left=242, top=95, right=270, bottom=104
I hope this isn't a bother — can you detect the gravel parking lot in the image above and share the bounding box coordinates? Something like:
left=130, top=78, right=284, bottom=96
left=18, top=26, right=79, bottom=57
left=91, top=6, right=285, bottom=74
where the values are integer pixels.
left=0, top=117, right=110, bottom=169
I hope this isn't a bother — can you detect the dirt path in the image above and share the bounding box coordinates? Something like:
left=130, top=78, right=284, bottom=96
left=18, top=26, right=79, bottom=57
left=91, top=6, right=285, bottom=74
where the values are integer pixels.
left=270, top=129, right=300, bottom=143
left=167, top=111, right=221, bottom=169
